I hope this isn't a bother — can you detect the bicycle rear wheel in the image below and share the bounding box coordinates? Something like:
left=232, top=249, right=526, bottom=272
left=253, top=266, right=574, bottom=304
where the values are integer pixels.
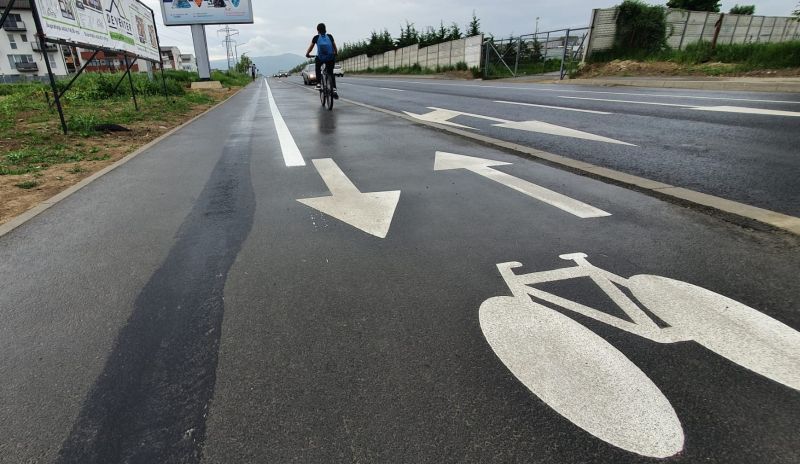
left=319, top=75, right=326, bottom=107
left=324, top=74, right=334, bottom=111
left=479, top=295, right=683, bottom=458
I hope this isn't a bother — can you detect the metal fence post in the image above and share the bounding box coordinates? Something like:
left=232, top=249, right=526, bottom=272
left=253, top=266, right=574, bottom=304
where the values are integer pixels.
left=560, top=29, right=570, bottom=80
left=514, top=36, right=521, bottom=75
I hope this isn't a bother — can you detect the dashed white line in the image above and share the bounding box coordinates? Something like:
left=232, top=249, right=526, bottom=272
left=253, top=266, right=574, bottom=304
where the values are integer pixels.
left=558, top=96, right=692, bottom=108
left=379, top=87, right=406, bottom=92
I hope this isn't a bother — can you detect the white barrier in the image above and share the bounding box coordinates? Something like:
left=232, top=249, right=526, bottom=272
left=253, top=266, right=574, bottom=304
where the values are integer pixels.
left=341, top=35, right=484, bottom=72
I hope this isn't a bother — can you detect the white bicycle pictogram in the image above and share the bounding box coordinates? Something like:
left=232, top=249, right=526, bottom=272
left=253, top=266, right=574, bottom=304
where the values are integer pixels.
left=479, top=253, right=800, bottom=458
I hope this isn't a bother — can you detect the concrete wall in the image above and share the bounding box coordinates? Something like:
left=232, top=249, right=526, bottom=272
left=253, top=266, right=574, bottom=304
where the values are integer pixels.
left=340, top=34, right=484, bottom=72
left=586, top=7, right=800, bottom=56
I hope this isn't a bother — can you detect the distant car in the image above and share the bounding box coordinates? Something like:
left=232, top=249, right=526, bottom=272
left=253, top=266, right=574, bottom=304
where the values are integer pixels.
left=333, top=64, right=344, bottom=77
left=301, top=64, right=317, bottom=85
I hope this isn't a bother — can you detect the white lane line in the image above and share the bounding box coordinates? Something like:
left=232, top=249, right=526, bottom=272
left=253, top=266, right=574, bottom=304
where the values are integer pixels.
left=494, top=100, right=612, bottom=115
left=690, top=105, right=800, bottom=117
left=379, top=87, right=406, bottom=92
left=349, top=78, right=800, bottom=104
left=559, top=96, right=692, bottom=108
left=265, top=78, right=305, bottom=167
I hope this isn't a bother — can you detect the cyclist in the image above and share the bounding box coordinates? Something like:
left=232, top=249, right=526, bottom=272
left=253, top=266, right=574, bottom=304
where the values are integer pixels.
left=305, top=23, right=338, bottom=99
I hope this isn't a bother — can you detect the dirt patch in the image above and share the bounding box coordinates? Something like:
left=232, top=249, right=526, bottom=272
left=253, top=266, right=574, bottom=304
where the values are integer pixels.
left=577, top=60, right=800, bottom=78
left=0, top=89, right=237, bottom=227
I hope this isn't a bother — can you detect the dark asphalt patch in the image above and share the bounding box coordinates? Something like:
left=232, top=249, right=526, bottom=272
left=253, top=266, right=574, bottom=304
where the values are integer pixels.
left=55, top=116, right=256, bottom=464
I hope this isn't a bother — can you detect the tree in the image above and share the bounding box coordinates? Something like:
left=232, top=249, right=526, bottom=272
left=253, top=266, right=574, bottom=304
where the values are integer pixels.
left=448, top=22, right=463, bottom=41
left=666, top=0, right=721, bottom=12
left=235, top=54, right=253, bottom=74
left=729, top=4, right=755, bottom=14
left=793, top=2, right=799, bottom=17
left=467, top=11, right=481, bottom=36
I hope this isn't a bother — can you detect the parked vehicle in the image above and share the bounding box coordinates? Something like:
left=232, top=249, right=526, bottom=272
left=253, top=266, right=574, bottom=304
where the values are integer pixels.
left=333, top=64, right=344, bottom=77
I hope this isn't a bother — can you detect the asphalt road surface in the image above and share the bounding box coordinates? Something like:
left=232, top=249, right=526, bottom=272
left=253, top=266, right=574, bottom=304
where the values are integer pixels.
left=1, top=78, right=798, bottom=464
left=322, top=75, right=800, bottom=217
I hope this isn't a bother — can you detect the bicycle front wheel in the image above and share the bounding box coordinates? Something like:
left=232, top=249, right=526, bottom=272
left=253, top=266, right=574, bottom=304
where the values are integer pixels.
left=629, top=275, right=800, bottom=391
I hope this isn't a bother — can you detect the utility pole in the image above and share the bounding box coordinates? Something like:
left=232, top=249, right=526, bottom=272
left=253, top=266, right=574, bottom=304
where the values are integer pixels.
left=218, top=25, right=239, bottom=70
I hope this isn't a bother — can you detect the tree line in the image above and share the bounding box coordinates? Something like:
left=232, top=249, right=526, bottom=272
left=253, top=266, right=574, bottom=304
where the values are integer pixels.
left=337, top=12, right=482, bottom=61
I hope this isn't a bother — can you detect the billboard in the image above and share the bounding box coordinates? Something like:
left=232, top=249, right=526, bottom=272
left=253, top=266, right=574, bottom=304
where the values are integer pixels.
left=34, top=0, right=160, bottom=61
left=160, top=0, right=254, bottom=26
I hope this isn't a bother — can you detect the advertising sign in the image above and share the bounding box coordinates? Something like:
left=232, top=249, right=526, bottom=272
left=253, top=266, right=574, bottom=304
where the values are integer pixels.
left=160, top=0, right=254, bottom=26
left=34, top=0, right=160, bottom=61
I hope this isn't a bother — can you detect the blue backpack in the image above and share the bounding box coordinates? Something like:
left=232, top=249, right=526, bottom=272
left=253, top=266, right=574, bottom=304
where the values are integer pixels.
left=317, top=34, right=334, bottom=61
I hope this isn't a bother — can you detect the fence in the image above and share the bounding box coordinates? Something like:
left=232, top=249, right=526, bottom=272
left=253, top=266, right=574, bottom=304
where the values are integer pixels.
left=483, top=28, right=589, bottom=79
left=339, top=35, right=484, bottom=72
left=586, top=7, right=800, bottom=57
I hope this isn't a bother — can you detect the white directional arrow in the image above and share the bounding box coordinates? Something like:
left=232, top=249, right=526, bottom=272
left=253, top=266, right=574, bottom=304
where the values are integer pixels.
left=298, top=159, right=401, bottom=239
left=434, top=152, right=611, bottom=219
left=406, top=107, right=634, bottom=146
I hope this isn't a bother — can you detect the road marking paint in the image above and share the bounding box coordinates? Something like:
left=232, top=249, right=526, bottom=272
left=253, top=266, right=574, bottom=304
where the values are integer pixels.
left=561, top=96, right=800, bottom=116
left=403, top=107, right=481, bottom=129
left=408, top=107, right=633, bottom=145
left=690, top=105, right=800, bottom=117
left=348, top=78, right=800, bottom=104
left=297, top=158, right=401, bottom=238
left=559, top=96, right=692, bottom=108
left=379, top=87, right=406, bottom=92
left=494, top=100, right=612, bottom=114
left=434, top=152, right=611, bottom=218
left=265, top=78, right=305, bottom=167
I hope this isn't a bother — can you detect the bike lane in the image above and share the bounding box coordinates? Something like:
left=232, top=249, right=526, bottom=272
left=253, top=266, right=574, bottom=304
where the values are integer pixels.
left=201, top=79, right=800, bottom=463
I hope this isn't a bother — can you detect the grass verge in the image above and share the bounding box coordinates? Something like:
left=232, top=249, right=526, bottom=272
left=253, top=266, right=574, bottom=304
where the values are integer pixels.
left=0, top=71, right=247, bottom=225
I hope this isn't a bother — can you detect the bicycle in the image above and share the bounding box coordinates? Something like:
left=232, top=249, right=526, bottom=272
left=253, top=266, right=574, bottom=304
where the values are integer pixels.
left=309, top=56, right=334, bottom=111
left=479, top=252, right=800, bottom=458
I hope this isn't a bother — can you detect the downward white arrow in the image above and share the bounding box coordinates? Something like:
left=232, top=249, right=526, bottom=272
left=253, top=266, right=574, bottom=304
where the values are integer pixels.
left=434, top=152, right=611, bottom=219
left=298, top=159, right=401, bottom=239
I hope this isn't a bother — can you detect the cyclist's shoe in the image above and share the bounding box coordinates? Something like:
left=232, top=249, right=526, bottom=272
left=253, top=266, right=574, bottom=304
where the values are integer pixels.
left=332, top=88, right=339, bottom=99
left=315, top=84, right=321, bottom=90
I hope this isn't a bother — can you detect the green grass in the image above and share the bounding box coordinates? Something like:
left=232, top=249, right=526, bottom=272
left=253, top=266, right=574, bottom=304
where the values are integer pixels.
left=589, top=40, right=800, bottom=73
left=14, top=180, right=38, bottom=189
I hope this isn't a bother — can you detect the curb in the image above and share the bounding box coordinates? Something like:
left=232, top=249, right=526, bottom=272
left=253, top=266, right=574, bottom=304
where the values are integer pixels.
left=283, top=80, right=800, bottom=236
left=0, top=87, right=245, bottom=238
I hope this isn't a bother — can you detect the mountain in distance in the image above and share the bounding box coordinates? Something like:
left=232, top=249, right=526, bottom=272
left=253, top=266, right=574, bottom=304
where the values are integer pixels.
left=210, top=53, right=308, bottom=75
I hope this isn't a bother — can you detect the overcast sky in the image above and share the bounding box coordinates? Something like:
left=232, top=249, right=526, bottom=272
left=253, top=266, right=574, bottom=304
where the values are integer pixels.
left=141, top=1, right=797, bottom=61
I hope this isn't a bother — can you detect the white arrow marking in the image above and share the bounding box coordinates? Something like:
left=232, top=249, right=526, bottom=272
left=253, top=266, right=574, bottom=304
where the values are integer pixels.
left=434, top=152, right=611, bottom=218
left=403, top=107, right=480, bottom=129
left=406, top=107, right=633, bottom=145
left=560, top=96, right=800, bottom=117
left=297, top=159, right=401, bottom=238
left=494, top=100, right=613, bottom=115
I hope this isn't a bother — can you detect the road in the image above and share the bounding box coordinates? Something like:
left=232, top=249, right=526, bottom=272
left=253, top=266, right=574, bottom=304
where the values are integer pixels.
left=0, top=77, right=798, bottom=464
left=326, top=75, right=800, bottom=217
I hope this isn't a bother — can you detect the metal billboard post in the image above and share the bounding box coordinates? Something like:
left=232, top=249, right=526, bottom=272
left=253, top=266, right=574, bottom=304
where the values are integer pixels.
left=29, top=0, right=67, bottom=135
left=125, top=55, right=139, bottom=111
left=149, top=8, right=170, bottom=99
left=0, top=0, right=16, bottom=29
left=191, top=24, right=212, bottom=80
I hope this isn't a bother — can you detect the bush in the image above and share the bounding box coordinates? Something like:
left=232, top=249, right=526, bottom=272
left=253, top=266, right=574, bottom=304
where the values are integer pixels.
left=613, top=0, right=668, bottom=58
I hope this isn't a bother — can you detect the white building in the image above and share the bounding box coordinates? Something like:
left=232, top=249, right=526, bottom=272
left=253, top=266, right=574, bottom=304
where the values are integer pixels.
left=179, top=54, right=197, bottom=72
left=0, top=0, right=69, bottom=83
left=159, top=46, right=182, bottom=71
